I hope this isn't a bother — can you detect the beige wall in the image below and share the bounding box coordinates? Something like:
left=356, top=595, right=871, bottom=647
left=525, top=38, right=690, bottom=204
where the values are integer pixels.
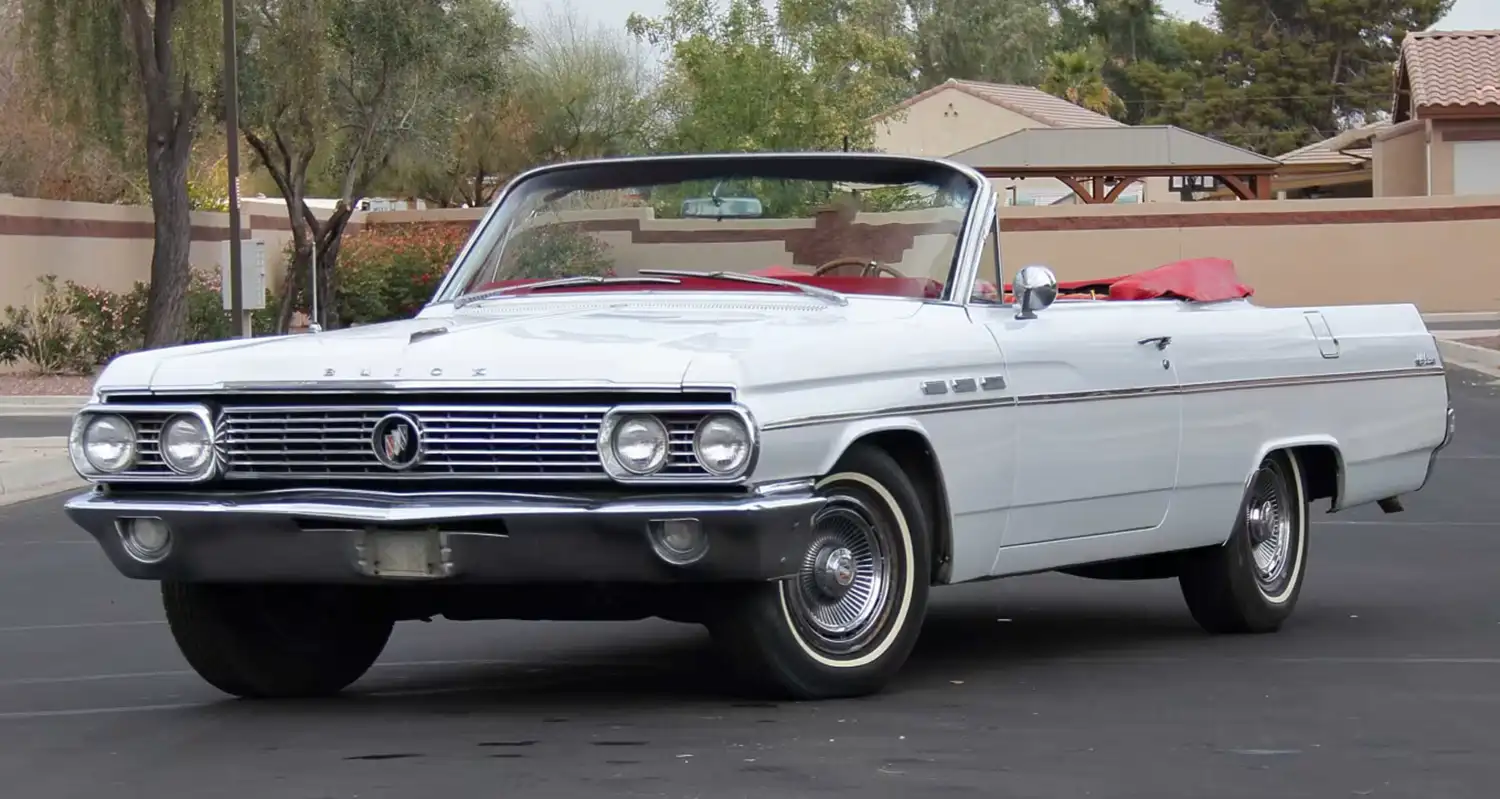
left=1374, top=118, right=1500, bottom=197
left=996, top=195, right=1500, bottom=312
left=0, top=194, right=364, bottom=310
left=1373, top=121, right=1428, bottom=197
left=6, top=193, right=1500, bottom=319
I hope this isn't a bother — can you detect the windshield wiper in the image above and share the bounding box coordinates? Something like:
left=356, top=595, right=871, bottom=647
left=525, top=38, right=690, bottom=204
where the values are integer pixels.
left=452, top=275, right=684, bottom=308
left=637, top=269, right=848, bottom=306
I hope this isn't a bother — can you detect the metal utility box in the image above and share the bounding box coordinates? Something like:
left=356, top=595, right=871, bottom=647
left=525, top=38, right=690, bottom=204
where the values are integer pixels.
left=220, top=239, right=268, bottom=311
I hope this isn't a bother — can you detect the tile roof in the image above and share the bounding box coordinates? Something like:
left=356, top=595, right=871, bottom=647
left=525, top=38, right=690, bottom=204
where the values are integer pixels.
left=875, top=78, right=1126, bottom=129
left=1398, top=30, right=1500, bottom=113
left=1276, top=122, right=1388, bottom=168
left=950, top=125, right=1276, bottom=171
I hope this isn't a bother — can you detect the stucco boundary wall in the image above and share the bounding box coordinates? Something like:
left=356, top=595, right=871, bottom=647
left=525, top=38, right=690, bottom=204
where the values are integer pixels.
left=3, top=193, right=1499, bottom=314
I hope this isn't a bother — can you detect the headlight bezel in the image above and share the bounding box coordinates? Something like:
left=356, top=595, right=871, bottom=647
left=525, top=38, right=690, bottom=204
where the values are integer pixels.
left=601, top=413, right=671, bottom=476
left=597, top=404, right=758, bottom=484
left=160, top=413, right=215, bottom=475
left=68, top=403, right=219, bottom=483
left=73, top=413, right=138, bottom=474
left=692, top=413, right=754, bottom=477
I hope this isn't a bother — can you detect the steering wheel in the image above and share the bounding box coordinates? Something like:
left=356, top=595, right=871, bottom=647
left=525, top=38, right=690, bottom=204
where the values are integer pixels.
left=812, top=257, right=907, bottom=278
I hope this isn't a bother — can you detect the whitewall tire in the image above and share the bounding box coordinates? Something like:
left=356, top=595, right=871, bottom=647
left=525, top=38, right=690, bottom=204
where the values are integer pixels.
left=1179, top=449, right=1310, bottom=634
left=710, top=444, right=931, bottom=699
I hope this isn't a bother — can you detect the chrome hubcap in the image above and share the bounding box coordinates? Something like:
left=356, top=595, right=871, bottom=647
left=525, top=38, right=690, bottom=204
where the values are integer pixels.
left=785, top=494, right=892, bottom=655
left=814, top=546, right=858, bottom=597
left=1246, top=461, right=1296, bottom=596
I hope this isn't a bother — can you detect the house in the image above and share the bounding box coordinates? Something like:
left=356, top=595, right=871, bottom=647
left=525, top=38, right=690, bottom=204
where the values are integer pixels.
left=1373, top=30, right=1500, bottom=196
left=1272, top=121, right=1388, bottom=199
left=871, top=79, right=1164, bottom=204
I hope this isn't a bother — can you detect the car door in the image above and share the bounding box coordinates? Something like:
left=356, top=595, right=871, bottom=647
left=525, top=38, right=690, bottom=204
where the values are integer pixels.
left=975, top=301, right=1184, bottom=548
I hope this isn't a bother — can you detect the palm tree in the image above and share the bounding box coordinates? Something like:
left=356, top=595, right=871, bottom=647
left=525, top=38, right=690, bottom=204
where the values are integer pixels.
left=1040, top=47, right=1125, bottom=119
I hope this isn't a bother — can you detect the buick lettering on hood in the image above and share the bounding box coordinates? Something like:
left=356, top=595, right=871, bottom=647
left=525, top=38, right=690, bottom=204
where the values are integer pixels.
left=62, top=153, right=1454, bottom=701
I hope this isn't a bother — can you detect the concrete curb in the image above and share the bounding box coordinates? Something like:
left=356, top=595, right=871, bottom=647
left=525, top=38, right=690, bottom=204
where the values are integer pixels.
left=0, top=437, right=85, bottom=507
left=1437, top=338, right=1500, bottom=379
left=0, top=396, right=89, bottom=418
left=1424, top=312, right=1500, bottom=324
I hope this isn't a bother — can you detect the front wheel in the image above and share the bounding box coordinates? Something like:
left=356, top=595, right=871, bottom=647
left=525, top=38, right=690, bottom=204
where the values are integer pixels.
left=1179, top=449, right=1310, bottom=634
left=710, top=444, right=931, bottom=699
left=162, top=582, right=394, bottom=699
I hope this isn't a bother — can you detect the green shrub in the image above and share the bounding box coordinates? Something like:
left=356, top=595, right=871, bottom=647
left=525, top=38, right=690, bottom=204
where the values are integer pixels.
left=0, top=271, right=277, bottom=375
left=333, top=222, right=469, bottom=325
left=502, top=223, right=616, bottom=280
left=0, top=276, right=88, bottom=373
left=331, top=220, right=616, bottom=325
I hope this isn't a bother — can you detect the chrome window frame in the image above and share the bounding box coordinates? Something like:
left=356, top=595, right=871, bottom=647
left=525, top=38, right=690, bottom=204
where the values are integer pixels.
left=424, top=152, right=995, bottom=309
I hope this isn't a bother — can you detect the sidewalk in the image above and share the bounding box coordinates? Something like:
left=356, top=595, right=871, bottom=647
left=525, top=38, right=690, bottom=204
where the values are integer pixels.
left=0, top=436, right=84, bottom=506
left=1433, top=328, right=1500, bottom=379
left=0, top=395, right=89, bottom=417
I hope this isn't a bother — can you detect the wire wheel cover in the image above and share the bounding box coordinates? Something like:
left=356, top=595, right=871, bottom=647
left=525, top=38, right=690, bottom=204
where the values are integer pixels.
left=784, top=492, right=895, bottom=656
left=1245, top=459, right=1298, bottom=597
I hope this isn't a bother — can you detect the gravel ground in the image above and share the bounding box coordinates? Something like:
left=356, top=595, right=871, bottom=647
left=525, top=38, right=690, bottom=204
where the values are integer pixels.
left=0, top=375, right=95, bottom=397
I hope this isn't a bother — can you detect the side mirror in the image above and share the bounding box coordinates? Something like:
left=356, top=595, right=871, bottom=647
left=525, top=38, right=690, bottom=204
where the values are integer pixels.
left=1013, top=265, right=1058, bottom=320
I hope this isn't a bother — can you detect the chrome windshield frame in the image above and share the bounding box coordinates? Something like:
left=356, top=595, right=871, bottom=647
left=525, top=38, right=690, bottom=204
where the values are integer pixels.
left=424, top=152, right=995, bottom=308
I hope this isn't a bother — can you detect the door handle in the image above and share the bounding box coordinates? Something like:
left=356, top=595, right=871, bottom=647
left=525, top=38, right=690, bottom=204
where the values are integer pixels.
left=1138, top=335, right=1172, bottom=350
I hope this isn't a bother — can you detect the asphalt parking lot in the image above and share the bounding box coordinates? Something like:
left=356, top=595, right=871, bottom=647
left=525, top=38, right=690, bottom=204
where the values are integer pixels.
left=0, top=369, right=1496, bottom=798
left=0, top=416, right=71, bottom=439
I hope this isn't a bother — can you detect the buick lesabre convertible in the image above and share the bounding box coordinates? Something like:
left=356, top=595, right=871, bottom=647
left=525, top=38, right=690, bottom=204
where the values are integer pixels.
left=63, top=152, right=1454, bottom=701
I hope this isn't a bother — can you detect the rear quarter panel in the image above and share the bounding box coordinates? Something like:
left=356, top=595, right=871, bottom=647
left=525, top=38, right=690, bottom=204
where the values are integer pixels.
left=1168, top=300, right=1447, bottom=541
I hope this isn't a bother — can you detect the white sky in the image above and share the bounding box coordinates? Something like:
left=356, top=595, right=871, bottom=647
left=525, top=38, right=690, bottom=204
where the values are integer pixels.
left=511, top=0, right=1500, bottom=41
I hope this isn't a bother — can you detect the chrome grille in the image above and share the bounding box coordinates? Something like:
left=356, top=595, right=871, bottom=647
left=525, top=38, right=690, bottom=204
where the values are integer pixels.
left=214, top=404, right=711, bottom=480
left=128, top=414, right=173, bottom=476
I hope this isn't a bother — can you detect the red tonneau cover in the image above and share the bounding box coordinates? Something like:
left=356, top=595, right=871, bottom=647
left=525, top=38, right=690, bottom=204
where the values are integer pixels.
left=1043, top=257, right=1253, bottom=302
left=471, top=257, right=1251, bottom=303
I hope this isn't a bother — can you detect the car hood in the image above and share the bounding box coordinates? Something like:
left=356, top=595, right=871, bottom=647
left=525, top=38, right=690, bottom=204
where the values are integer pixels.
left=97, top=296, right=920, bottom=393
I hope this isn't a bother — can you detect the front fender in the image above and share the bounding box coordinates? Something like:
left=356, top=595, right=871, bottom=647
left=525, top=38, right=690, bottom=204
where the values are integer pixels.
left=750, top=416, right=933, bottom=484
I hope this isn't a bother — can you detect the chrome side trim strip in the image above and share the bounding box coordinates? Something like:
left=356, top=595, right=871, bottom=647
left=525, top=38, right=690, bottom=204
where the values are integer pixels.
left=761, top=366, right=1445, bottom=431
left=106, top=381, right=738, bottom=397
left=764, top=396, right=1016, bottom=430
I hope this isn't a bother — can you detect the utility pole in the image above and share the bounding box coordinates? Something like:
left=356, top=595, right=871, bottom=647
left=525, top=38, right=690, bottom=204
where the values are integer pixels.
left=222, top=0, right=251, bottom=338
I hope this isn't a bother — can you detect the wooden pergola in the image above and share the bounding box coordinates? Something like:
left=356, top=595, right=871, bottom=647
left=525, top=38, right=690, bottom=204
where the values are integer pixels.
left=948, top=125, right=1282, bottom=204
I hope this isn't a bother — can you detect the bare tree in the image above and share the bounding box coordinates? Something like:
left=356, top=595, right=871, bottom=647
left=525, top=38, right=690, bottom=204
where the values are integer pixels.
left=18, top=0, right=219, bottom=347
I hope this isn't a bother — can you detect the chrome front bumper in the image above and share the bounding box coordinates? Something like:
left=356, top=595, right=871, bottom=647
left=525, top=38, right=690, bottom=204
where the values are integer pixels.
left=63, top=485, right=826, bottom=584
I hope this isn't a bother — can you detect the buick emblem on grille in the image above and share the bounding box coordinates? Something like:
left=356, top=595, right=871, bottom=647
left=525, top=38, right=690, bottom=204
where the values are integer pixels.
left=371, top=413, right=422, bottom=470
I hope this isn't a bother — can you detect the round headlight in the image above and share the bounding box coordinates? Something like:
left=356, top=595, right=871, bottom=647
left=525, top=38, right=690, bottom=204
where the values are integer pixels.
left=81, top=414, right=137, bottom=473
left=694, top=414, right=752, bottom=476
left=161, top=414, right=213, bottom=474
left=611, top=415, right=669, bottom=475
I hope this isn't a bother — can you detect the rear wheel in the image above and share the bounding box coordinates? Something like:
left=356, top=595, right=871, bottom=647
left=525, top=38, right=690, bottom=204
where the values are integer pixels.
left=1179, top=449, right=1309, bottom=633
left=710, top=444, right=931, bottom=699
left=162, top=582, right=394, bottom=699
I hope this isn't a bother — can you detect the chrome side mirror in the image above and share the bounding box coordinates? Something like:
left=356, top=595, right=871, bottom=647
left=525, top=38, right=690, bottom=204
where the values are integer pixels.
left=1013, top=265, right=1058, bottom=320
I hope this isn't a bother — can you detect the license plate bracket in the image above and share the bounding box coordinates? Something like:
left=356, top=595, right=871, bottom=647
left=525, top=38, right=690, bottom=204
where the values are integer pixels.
left=357, top=528, right=451, bottom=579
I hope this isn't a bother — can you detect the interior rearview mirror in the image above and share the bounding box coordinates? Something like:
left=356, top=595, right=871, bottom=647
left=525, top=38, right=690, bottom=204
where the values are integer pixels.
left=681, top=196, right=763, bottom=218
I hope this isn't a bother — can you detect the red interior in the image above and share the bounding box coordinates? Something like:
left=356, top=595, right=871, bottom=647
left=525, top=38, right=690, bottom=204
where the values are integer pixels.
left=470, top=257, right=1252, bottom=304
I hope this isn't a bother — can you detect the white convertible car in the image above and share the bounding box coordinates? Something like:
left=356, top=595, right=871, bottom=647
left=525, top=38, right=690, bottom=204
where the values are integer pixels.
left=63, top=152, right=1454, bottom=701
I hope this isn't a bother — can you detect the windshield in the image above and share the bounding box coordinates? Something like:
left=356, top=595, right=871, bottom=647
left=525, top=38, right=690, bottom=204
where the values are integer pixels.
left=435, top=154, right=981, bottom=305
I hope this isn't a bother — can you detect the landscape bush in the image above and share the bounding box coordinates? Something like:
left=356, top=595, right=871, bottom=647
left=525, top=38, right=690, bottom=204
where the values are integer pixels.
left=0, top=219, right=616, bottom=374
left=332, top=220, right=615, bottom=325
left=0, top=272, right=275, bottom=375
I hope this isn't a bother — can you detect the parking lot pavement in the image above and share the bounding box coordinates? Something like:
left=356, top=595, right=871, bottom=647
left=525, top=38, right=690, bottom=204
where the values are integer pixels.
left=0, top=417, right=72, bottom=439
left=0, top=370, right=1494, bottom=798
